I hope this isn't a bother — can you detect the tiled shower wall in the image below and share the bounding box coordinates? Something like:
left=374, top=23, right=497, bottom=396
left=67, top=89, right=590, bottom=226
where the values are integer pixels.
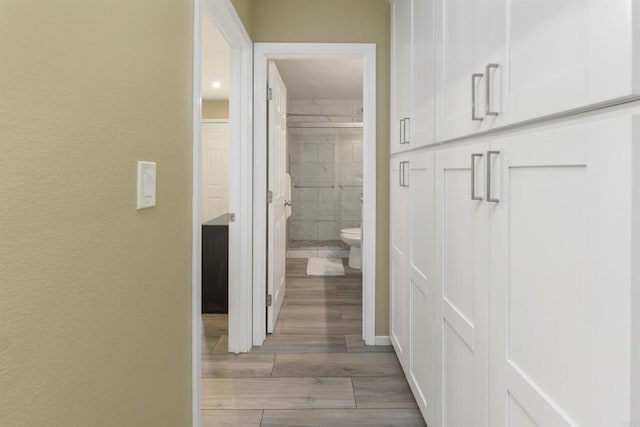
left=287, top=99, right=363, bottom=245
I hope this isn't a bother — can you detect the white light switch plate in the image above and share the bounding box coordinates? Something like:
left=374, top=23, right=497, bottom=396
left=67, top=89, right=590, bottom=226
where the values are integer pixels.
left=137, top=161, right=156, bottom=209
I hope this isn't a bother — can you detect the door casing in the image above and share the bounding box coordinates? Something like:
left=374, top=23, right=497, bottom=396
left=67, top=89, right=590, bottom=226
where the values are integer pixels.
left=192, top=0, right=253, bottom=425
left=253, top=43, right=378, bottom=346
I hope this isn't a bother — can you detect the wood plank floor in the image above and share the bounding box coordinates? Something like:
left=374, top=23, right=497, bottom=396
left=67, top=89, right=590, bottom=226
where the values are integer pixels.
left=201, top=258, right=426, bottom=426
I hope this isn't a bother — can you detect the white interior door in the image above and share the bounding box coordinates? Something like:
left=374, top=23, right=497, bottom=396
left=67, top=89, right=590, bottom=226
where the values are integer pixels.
left=266, top=61, right=287, bottom=333
left=435, top=142, right=490, bottom=427
left=201, top=121, right=229, bottom=223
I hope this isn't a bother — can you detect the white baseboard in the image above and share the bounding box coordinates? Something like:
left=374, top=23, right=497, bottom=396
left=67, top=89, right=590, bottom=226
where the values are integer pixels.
left=375, top=335, right=392, bottom=346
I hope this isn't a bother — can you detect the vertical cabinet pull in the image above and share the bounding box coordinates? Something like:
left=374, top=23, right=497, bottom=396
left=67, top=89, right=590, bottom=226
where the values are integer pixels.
left=471, top=153, right=483, bottom=201
left=486, top=150, right=500, bottom=203
left=402, top=161, right=406, bottom=187
left=404, top=161, right=410, bottom=187
left=399, top=118, right=410, bottom=145
left=403, top=117, right=410, bottom=144
left=485, top=64, right=499, bottom=116
left=399, top=161, right=409, bottom=187
left=399, top=161, right=403, bottom=186
left=471, top=73, right=484, bottom=121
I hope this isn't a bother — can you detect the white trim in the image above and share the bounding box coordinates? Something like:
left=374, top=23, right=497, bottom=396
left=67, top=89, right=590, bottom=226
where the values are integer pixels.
left=362, top=46, right=377, bottom=346
left=201, top=119, right=230, bottom=123
left=375, top=336, right=392, bottom=346
left=253, top=43, right=378, bottom=346
left=191, top=3, right=202, bottom=427
left=202, top=0, right=253, bottom=353
left=193, top=0, right=253, bottom=425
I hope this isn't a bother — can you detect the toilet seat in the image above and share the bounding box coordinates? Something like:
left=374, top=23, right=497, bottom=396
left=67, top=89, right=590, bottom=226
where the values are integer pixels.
left=341, top=228, right=361, bottom=238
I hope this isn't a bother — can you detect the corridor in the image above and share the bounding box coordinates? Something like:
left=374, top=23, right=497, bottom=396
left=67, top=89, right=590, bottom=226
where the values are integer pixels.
left=200, top=258, right=426, bottom=426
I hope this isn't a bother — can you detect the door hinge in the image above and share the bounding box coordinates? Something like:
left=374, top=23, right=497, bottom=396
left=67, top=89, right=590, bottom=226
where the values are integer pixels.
left=266, top=294, right=273, bottom=307
left=229, top=213, right=236, bottom=222
left=267, top=191, right=273, bottom=203
left=268, top=87, right=273, bottom=101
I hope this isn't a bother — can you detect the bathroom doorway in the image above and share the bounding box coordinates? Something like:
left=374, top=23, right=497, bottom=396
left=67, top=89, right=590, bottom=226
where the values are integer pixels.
left=280, top=59, right=364, bottom=263
left=253, top=43, right=377, bottom=347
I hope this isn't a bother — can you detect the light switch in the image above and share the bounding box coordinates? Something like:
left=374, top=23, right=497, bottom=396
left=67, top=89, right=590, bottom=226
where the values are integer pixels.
left=137, top=161, right=156, bottom=209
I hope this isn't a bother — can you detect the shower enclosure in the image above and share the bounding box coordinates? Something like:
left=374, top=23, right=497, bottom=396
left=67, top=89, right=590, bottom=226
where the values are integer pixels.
left=286, top=100, right=363, bottom=257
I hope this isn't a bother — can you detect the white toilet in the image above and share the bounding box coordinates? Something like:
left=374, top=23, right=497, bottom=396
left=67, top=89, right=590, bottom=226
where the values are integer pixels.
left=341, top=227, right=362, bottom=270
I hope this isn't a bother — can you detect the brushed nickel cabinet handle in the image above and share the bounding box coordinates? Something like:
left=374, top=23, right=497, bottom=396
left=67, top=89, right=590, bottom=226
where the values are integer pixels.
left=485, top=64, right=499, bottom=116
left=403, top=117, right=410, bottom=144
left=471, top=153, right=483, bottom=201
left=404, top=161, right=410, bottom=187
left=399, top=118, right=405, bottom=145
left=472, top=73, right=484, bottom=121
left=399, top=161, right=409, bottom=188
left=486, top=150, right=500, bottom=203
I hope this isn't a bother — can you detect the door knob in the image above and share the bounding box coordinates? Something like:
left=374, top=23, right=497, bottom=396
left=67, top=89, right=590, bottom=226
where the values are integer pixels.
left=284, top=200, right=292, bottom=207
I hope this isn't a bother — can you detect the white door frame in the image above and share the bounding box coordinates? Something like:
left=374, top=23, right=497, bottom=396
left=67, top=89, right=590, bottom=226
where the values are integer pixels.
left=192, top=0, right=253, bottom=425
left=253, top=43, right=377, bottom=346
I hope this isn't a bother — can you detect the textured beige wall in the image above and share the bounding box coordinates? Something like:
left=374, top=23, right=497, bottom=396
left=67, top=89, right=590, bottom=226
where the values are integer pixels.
left=202, top=100, right=230, bottom=119
left=231, top=0, right=255, bottom=38
left=0, top=1, right=193, bottom=425
left=252, top=0, right=391, bottom=335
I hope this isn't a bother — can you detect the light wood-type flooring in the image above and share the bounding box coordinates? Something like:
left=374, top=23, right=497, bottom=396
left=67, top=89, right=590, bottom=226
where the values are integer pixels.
left=201, top=258, right=426, bottom=426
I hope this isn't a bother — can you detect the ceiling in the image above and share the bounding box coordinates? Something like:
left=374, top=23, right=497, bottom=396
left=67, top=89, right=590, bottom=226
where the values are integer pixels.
left=200, top=22, right=363, bottom=102
left=275, top=59, right=363, bottom=100
left=201, top=15, right=231, bottom=100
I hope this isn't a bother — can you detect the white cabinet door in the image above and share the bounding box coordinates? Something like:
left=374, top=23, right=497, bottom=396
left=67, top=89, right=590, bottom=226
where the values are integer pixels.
left=409, top=151, right=436, bottom=425
left=411, top=0, right=436, bottom=148
left=434, top=142, right=490, bottom=427
left=391, top=0, right=413, bottom=154
left=503, top=0, right=636, bottom=124
left=390, top=156, right=411, bottom=368
left=477, top=0, right=506, bottom=130
left=435, top=0, right=489, bottom=141
left=489, top=116, right=634, bottom=427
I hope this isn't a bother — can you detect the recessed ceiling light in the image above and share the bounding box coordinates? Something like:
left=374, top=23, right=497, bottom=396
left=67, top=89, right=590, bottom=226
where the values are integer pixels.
left=212, top=81, right=221, bottom=89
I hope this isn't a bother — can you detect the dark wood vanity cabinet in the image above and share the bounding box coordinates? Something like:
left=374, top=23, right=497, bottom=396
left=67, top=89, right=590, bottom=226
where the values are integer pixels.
left=201, top=214, right=228, bottom=314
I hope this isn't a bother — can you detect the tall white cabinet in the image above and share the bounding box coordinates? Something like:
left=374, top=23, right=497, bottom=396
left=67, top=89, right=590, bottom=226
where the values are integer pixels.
left=408, top=152, right=436, bottom=423
left=434, top=0, right=500, bottom=140
left=390, top=156, right=411, bottom=367
left=434, top=0, right=640, bottom=141
left=391, top=0, right=413, bottom=154
left=502, top=0, right=637, bottom=124
left=389, top=1, right=640, bottom=425
left=434, top=143, right=490, bottom=427
left=488, top=117, right=635, bottom=426
left=391, top=0, right=436, bottom=153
